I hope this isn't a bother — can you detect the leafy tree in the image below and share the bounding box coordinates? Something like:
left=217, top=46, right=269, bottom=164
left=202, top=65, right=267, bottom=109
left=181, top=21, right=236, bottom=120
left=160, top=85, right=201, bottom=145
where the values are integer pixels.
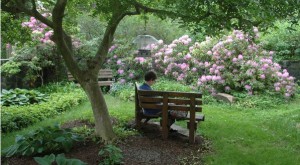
left=1, top=11, right=31, bottom=58
left=2, top=0, right=299, bottom=141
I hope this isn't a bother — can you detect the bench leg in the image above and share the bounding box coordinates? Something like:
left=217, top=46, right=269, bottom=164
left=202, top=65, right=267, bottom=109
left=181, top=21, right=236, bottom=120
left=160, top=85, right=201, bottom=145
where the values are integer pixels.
left=162, top=117, right=169, bottom=140
left=187, top=122, right=198, bottom=143
left=135, top=115, right=142, bottom=129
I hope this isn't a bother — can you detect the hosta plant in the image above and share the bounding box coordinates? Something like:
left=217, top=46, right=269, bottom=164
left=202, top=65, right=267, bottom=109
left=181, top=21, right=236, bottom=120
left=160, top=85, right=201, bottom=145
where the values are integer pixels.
left=1, top=88, right=48, bottom=106
left=2, top=124, right=83, bottom=157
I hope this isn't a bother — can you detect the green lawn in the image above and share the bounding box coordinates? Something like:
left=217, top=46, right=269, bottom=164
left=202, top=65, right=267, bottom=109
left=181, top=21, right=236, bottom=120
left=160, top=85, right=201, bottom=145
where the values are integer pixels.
left=201, top=99, right=300, bottom=165
left=2, top=95, right=299, bottom=164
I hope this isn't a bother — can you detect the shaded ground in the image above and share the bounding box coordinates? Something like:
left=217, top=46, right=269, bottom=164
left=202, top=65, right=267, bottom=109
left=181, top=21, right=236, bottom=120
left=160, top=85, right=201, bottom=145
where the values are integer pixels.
left=3, top=120, right=211, bottom=165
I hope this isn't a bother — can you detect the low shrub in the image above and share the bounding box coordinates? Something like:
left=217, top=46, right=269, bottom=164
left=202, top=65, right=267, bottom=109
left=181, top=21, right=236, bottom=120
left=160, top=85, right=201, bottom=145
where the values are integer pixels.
left=34, top=153, right=87, bottom=165
left=1, top=88, right=86, bottom=133
left=109, top=82, right=135, bottom=101
left=1, top=88, right=48, bottom=106
left=2, top=124, right=83, bottom=157
left=98, top=144, right=123, bottom=165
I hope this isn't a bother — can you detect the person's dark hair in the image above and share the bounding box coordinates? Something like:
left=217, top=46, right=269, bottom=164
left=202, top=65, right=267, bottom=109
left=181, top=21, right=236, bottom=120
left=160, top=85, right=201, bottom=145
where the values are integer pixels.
left=144, top=71, right=157, bottom=81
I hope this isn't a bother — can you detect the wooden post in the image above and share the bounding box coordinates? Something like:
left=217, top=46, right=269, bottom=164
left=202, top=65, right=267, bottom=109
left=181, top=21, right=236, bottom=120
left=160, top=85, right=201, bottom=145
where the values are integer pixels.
left=135, top=83, right=141, bottom=129
left=162, top=93, right=169, bottom=140
left=189, top=96, right=196, bottom=143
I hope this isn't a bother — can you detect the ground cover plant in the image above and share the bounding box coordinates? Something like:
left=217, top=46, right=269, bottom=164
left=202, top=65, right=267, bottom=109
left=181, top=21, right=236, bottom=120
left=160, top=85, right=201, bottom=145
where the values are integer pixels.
left=0, top=88, right=48, bottom=106
left=2, top=124, right=83, bottom=158
left=1, top=82, right=87, bottom=133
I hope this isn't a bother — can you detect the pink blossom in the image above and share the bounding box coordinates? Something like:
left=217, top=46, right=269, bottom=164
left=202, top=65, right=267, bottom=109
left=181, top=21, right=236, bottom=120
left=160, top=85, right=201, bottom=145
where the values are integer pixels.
left=179, top=63, right=188, bottom=70
left=260, top=74, right=265, bottom=79
left=277, top=72, right=282, bottom=77
left=117, top=60, right=122, bottom=65
left=274, top=83, right=281, bottom=87
left=207, top=51, right=212, bottom=55
left=245, top=85, right=251, bottom=90
left=204, top=62, right=210, bottom=67
left=191, top=68, right=197, bottom=72
left=200, top=76, right=207, bottom=82
left=282, top=72, right=289, bottom=78
left=213, top=51, right=219, bottom=56
left=118, top=69, right=124, bottom=75
left=165, top=49, right=173, bottom=55
left=129, top=73, right=134, bottom=78
left=226, top=51, right=232, bottom=56
left=225, top=86, right=231, bottom=92
left=206, top=75, right=212, bottom=81
left=275, top=87, right=281, bottom=91
left=238, top=54, right=243, bottom=60
left=113, top=55, right=118, bottom=58
left=184, top=53, right=192, bottom=60
left=120, top=79, right=126, bottom=84
left=214, top=70, right=220, bottom=75
left=232, top=58, right=238, bottom=62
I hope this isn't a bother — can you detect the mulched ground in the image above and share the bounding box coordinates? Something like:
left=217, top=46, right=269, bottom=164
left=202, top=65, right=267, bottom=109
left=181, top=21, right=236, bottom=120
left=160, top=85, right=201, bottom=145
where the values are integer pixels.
left=2, top=120, right=211, bottom=165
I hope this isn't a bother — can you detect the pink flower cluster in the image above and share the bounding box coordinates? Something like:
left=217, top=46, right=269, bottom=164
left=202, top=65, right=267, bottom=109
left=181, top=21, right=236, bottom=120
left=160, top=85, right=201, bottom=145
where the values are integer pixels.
left=193, top=29, right=296, bottom=97
left=105, top=29, right=297, bottom=98
left=22, top=15, right=53, bottom=44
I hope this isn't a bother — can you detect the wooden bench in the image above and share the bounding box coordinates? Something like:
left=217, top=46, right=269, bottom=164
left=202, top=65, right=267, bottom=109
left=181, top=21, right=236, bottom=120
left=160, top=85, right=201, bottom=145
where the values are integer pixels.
left=68, top=69, right=114, bottom=87
left=135, top=82, right=205, bottom=143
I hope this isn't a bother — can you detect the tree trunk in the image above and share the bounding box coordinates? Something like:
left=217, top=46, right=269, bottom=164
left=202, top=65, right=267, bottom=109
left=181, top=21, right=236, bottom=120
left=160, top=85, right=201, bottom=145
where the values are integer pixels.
left=82, top=80, right=116, bottom=141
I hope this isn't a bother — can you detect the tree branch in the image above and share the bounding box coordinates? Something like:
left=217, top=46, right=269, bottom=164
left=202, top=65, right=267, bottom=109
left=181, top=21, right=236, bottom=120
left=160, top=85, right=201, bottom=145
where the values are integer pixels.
left=52, top=0, right=82, bottom=76
left=131, top=0, right=211, bottom=21
left=3, top=0, right=55, bottom=29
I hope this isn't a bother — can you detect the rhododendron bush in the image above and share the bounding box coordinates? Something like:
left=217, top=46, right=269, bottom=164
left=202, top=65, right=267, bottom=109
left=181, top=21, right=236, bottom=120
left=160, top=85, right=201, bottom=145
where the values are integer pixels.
left=191, top=29, right=297, bottom=97
left=107, top=29, right=297, bottom=98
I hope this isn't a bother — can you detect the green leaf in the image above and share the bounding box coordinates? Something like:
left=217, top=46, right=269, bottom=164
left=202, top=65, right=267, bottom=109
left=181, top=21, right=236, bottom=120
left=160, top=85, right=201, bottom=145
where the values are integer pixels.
left=54, top=136, right=66, bottom=142
left=34, top=154, right=55, bottom=165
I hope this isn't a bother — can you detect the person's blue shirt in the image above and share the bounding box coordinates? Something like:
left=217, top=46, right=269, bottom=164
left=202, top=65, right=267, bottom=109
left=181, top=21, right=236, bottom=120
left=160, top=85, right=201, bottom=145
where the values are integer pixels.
left=139, top=83, right=161, bottom=115
left=139, top=83, right=152, bottom=91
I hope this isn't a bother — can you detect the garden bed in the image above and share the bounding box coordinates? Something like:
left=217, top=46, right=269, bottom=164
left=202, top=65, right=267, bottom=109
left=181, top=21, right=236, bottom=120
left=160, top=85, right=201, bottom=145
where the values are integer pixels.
left=3, top=120, right=211, bottom=165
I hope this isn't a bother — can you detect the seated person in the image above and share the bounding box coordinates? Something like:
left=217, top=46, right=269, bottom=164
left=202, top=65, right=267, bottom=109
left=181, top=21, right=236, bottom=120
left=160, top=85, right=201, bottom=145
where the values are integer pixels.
left=139, top=71, right=177, bottom=130
left=139, top=70, right=161, bottom=116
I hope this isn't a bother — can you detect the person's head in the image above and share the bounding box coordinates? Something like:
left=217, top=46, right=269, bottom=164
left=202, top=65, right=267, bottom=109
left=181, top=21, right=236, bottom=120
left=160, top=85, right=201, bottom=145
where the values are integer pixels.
left=144, top=70, right=157, bottom=86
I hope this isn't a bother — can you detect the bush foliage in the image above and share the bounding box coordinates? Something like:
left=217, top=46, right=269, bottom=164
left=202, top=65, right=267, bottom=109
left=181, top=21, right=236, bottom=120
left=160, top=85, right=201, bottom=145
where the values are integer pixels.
left=1, top=88, right=48, bottom=106
left=1, top=84, right=87, bottom=133
left=2, top=124, right=83, bottom=158
left=106, top=28, right=297, bottom=99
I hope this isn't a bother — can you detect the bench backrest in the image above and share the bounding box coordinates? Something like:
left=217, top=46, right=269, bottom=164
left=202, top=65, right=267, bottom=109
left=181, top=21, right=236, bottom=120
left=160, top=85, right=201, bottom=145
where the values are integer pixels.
left=135, top=82, right=202, bottom=113
left=68, top=69, right=113, bottom=80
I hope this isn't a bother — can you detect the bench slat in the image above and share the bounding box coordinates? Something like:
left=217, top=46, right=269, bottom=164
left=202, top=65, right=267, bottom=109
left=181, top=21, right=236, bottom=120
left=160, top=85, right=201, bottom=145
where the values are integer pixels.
left=168, top=98, right=202, bottom=105
left=138, top=90, right=202, bottom=98
left=168, top=105, right=202, bottom=112
left=98, top=81, right=113, bottom=86
left=139, top=96, right=163, bottom=103
left=68, top=69, right=114, bottom=87
left=139, top=103, right=163, bottom=109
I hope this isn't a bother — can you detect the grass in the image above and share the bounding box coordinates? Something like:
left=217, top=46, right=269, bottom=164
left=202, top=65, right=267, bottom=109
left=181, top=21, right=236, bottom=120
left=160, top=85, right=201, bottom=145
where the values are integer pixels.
left=200, top=98, right=300, bottom=165
left=1, top=95, right=299, bottom=165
